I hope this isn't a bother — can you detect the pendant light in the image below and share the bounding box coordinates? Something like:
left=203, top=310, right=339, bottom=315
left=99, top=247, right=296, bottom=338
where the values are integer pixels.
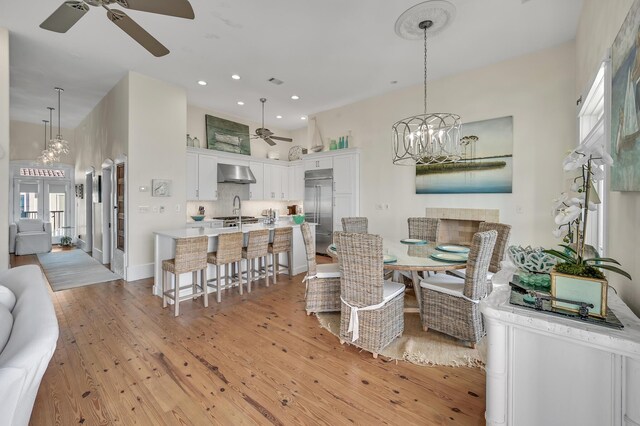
left=391, top=1, right=462, bottom=165
left=37, top=119, right=55, bottom=164
left=49, top=87, right=70, bottom=156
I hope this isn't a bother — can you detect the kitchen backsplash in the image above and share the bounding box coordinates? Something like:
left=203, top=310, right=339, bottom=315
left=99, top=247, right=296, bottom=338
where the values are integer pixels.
left=186, top=183, right=302, bottom=219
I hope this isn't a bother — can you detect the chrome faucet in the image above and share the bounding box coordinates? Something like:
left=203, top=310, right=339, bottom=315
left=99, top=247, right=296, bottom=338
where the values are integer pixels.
left=233, top=195, right=242, bottom=229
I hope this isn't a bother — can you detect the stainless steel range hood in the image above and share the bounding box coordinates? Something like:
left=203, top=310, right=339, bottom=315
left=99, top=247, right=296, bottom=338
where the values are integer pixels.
left=217, top=163, right=257, bottom=184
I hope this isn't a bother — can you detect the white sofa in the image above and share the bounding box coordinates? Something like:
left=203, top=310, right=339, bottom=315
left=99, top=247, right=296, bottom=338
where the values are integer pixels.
left=9, top=219, right=52, bottom=256
left=0, top=265, right=59, bottom=426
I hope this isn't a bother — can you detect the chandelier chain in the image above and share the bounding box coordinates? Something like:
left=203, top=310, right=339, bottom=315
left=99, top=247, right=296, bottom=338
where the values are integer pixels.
left=424, top=25, right=428, bottom=115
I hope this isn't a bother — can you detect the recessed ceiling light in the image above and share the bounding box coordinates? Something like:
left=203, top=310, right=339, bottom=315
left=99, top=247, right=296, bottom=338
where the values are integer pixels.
left=197, top=80, right=207, bottom=86
left=291, top=95, right=300, bottom=100
left=276, top=115, right=283, bottom=119
left=300, top=116, right=307, bottom=120
left=231, top=74, right=241, bottom=80
left=237, top=101, right=244, bottom=106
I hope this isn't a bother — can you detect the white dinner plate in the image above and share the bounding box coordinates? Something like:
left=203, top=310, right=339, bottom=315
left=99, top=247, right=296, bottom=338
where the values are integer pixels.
left=383, top=254, right=398, bottom=264
left=436, top=244, right=470, bottom=254
left=430, top=252, right=467, bottom=262
left=401, top=238, right=428, bottom=245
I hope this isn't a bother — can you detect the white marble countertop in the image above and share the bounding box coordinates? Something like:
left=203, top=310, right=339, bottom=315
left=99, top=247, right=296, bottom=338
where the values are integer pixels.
left=155, top=222, right=315, bottom=239
left=482, top=274, right=640, bottom=358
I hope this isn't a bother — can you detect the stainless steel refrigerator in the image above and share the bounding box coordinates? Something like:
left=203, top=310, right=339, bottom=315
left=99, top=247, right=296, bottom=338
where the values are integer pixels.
left=304, top=169, right=333, bottom=254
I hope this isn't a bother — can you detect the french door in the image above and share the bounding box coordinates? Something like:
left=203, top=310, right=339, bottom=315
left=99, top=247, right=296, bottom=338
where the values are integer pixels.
left=13, top=178, right=72, bottom=244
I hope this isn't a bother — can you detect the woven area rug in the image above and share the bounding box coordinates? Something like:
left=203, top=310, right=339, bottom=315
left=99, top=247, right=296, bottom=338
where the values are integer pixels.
left=37, top=249, right=121, bottom=291
left=316, top=307, right=487, bottom=368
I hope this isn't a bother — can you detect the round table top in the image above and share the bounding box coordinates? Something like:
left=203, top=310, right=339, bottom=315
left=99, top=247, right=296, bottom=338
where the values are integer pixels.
left=326, top=238, right=468, bottom=272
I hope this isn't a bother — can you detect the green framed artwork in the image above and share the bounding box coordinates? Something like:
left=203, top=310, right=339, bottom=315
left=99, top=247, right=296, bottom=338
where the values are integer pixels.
left=205, top=114, right=251, bottom=156
left=611, top=0, right=640, bottom=191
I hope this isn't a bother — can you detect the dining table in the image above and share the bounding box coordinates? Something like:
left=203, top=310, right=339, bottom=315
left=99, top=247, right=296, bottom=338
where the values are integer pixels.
left=326, top=238, right=468, bottom=316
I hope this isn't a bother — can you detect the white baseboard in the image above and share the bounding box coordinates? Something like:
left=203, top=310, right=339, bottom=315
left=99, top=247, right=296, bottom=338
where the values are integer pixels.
left=127, top=263, right=154, bottom=282
left=93, top=248, right=103, bottom=262
left=76, top=239, right=90, bottom=252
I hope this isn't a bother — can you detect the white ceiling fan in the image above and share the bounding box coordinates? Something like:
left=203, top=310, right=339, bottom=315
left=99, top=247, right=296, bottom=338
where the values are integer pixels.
left=39, top=0, right=195, bottom=57
left=252, top=98, right=293, bottom=146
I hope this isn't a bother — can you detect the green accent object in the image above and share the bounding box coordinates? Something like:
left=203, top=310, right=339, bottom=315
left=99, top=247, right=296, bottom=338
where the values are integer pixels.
left=293, top=215, right=305, bottom=224
left=191, top=215, right=205, bottom=221
left=329, top=140, right=337, bottom=150
left=551, top=270, right=608, bottom=318
left=517, top=272, right=551, bottom=288
left=338, top=136, right=344, bottom=149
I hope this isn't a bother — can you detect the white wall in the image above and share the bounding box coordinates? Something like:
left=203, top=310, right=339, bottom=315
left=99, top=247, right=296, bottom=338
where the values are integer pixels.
left=311, top=42, right=576, bottom=247
left=74, top=74, right=129, bottom=254
left=10, top=120, right=76, bottom=162
left=577, top=0, right=640, bottom=315
left=127, top=72, right=187, bottom=278
left=0, top=28, right=9, bottom=270
left=187, top=104, right=293, bottom=161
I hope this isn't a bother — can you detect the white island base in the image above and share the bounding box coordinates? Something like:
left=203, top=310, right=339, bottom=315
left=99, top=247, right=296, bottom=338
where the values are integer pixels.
left=153, top=223, right=315, bottom=298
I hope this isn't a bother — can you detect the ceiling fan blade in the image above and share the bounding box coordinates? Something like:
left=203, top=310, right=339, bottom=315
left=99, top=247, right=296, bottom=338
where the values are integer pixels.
left=40, top=1, right=89, bottom=33
left=107, top=9, right=169, bottom=57
left=270, top=136, right=293, bottom=142
left=115, top=0, right=195, bottom=19
left=264, top=138, right=277, bottom=146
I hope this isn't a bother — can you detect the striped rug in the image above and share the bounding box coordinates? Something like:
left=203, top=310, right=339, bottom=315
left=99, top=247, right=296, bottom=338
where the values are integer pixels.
left=37, top=249, right=121, bottom=291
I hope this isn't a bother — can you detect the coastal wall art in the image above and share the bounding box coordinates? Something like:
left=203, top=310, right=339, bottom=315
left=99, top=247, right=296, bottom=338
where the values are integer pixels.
left=611, top=0, right=640, bottom=191
left=205, top=115, right=251, bottom=156
left=415, top=115, right=514, bottom=194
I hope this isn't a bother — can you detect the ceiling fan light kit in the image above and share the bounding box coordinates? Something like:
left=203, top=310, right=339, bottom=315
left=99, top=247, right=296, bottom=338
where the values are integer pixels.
left=39, top=0, right=195, bottom=57
left=391, top=0, right=463, bottom=166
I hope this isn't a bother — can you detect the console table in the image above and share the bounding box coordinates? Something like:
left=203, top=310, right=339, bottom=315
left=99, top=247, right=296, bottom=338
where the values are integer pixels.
left=480, top=277, right=640, bottom=426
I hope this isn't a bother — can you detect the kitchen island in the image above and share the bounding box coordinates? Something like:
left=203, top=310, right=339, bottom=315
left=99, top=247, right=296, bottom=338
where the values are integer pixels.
left=152, top=222, right=315, bottom=297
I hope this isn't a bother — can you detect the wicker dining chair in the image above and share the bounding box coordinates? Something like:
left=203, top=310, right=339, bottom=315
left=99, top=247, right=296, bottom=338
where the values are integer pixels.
left=341, top=217, right=368, bottom=234
left=301, top=222, right=341, bottom=314
left=242, top=229, right=270, bottom=292
left=407, top=217, right=440, bottom=242
left=162, top=235, right=209, bottom=316
left=337, top=231, right=405, bottom=358
left=453, top=221, right=511, bottom=284
left=268, top=227, right=293, bottom=283
left=207, top=232, right=243, bottom=303
left=420, top=230, right=497, bottom=347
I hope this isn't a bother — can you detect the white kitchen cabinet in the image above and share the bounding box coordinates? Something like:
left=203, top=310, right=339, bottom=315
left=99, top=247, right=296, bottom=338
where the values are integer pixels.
left=288, top=163, right=304, bottom=201
left=186, top=152, right=198, bottom=200
left=279, top=166, right=289, bottom=200
left=197, top=155, right=218, bottom=200
left=263, top=163, right=282, bottom=200
left=331, top=152, right=359, bottom=229
left=249, top=161, right=264, bottom=200
left=186, top=152, right=218, bottom=201
left=304, top=158, right=333, bottom=171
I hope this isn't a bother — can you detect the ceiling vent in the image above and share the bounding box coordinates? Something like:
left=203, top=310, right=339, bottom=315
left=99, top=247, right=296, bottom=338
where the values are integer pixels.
left=268, top=77, right=284, bottom=85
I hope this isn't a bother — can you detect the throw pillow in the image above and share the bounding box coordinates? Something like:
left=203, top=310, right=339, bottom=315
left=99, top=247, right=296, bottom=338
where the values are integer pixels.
left=0, top=285, right=16, bottom=312
left=0, top=305, right=13, bottom=353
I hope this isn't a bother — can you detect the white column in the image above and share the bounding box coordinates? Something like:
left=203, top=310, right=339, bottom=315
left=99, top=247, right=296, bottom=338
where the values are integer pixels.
left=0, top=28, right=10, bottom=271
left=484, top=316, right=509, bottom=426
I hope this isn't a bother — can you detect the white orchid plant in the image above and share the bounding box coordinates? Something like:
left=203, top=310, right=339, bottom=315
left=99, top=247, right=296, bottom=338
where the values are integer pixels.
left=545, top=142, right=631, bottom=280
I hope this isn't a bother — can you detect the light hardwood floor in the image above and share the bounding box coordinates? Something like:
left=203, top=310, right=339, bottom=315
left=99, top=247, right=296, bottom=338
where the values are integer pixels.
left=12, top=252, right=486, bottom=425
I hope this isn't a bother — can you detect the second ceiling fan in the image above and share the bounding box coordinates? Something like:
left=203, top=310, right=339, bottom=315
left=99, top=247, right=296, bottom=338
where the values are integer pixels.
left=39, top=0, right=195, bottom=57
left=253, top=98, right=293, bottom=146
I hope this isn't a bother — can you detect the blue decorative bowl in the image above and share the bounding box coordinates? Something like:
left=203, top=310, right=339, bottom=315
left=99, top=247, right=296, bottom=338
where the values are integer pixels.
left=191, top=215, right=205, bottom=222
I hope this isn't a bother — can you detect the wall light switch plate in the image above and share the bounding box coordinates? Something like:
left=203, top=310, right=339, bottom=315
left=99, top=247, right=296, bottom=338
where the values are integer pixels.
left=138, top=206, right=149, bottom=213
left=159, top=206, right=165, bottom=213
left=175, top=204, right=181, bottom=212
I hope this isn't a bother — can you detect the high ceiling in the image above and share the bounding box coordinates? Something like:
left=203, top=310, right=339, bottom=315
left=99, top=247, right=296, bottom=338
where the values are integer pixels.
left=0, top=0, right=583, bottom=130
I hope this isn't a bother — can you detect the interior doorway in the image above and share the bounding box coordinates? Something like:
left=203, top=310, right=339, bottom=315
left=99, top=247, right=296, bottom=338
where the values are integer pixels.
left=84, top=170, right=93, bottom=253
left=101, top=161, right=113, bottom=266
left=111, top=160, right=126, bottom=278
